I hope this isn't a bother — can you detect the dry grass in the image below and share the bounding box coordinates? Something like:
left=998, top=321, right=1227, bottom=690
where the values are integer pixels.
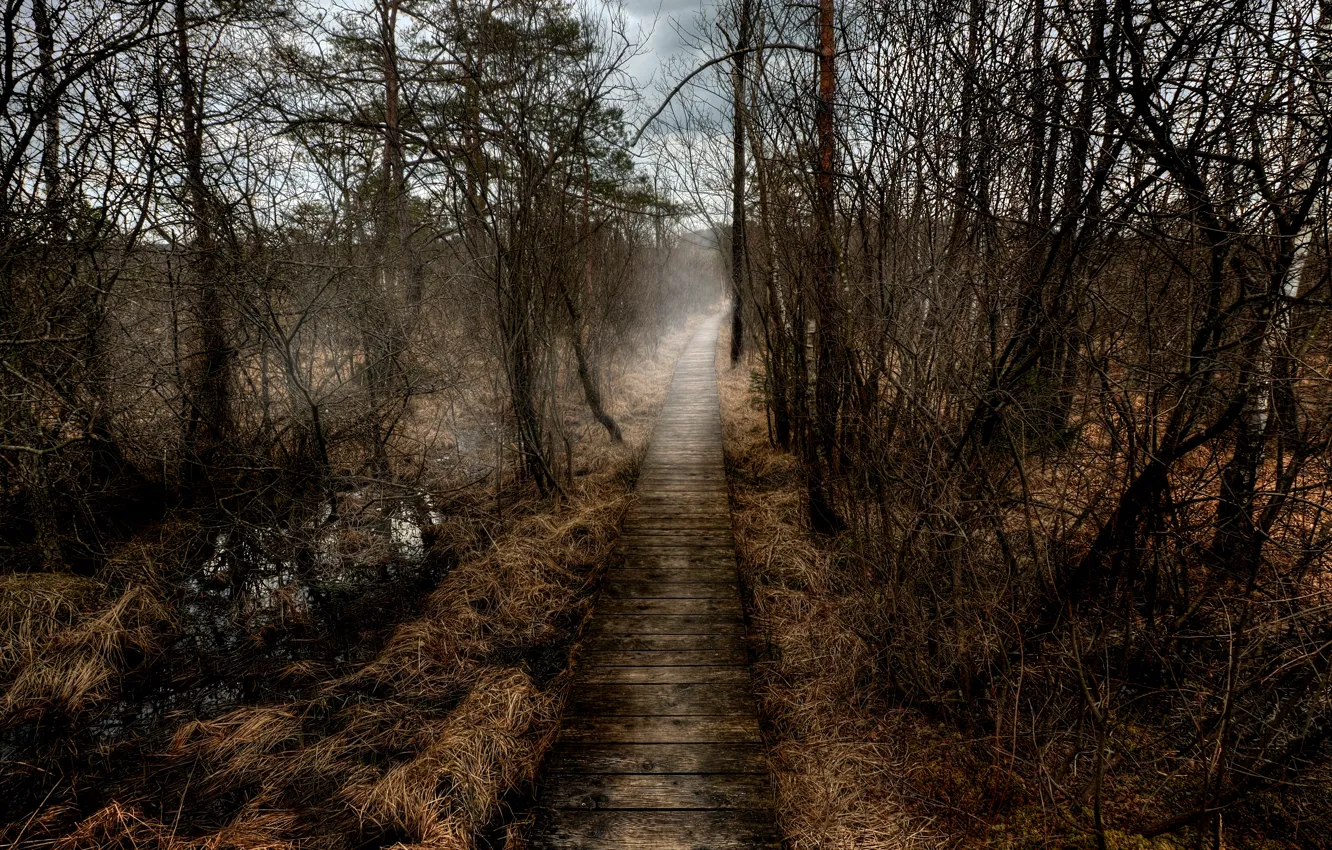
left=1, top=573, right=172, bottom=725
left=715, top=327, right=941, bottom=850
left=145, top=457, right=631, bottom=849
left=4, top=319, right=703, bottom=850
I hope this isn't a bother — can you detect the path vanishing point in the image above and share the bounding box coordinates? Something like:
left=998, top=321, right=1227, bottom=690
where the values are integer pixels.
left=531, top=314, right=779, bottom=848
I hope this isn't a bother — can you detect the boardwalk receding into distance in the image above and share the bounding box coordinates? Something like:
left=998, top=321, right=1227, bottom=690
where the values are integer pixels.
left=532, top=315, right=778, bottom=849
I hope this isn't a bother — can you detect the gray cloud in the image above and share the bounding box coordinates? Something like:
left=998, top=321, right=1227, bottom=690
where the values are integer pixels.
left=616, top=0, right=715, bottom=92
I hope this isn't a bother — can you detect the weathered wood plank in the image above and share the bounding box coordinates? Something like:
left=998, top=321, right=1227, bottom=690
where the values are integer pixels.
left=578, top=649, right=748, bottom=666
left=544, top=743, right=767, bottom=774
left=616, top=544, right=735, bottom=555
left=604, top=580, right=738, bottom=599
left=622, top=518, right=735, bottom=530
left=567, top=682, right=753, bottom=716
left=557, top=714, right=762, bottom=743
left=619, top=527, right=734, bottom=539
left=607, top=567, right=736, bottom=582
left=577, top=665, right=750, bottom=684
left=627, top=510, right=731, bottom=520
left=597, top=597, right=740, bottom=616
left=609, top=553, right=737, bottom=570
left=581, top=633, right=743, bottom=652
left=586, top=615, right=743, bottom=636
left=618, top=533, right=734, bottom=546
left=612, top=542, right=735, bottom=555
left=532, top=810, right=779, bottom=850
left=543, top=773, right=773, bottom=810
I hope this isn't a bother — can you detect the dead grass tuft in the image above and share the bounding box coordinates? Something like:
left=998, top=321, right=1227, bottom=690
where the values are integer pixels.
left=142, top=473, right=634, bottom=849
left=53, top=803, right=182, bottom=850
left=2, top=575, right=172, bottom=725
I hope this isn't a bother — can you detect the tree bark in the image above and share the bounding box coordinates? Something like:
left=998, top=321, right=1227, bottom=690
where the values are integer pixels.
left=808, top=0, right=844, bottom=533
left=34, top=0, right=60, bottom=228
left=729, top=0, right=752, bottom=365
left=176, top=0, right=232, bottom=479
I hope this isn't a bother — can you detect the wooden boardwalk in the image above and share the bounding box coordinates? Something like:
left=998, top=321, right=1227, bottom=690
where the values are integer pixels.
left=532, top=315, right=778, bottom=849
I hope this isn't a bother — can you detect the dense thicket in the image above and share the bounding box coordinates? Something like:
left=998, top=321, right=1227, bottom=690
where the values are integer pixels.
left=1, top=0, right=693, bottom=532
left=0, top=0, right=715, bottom=845
left=709, top=0, right=1332, bottom=843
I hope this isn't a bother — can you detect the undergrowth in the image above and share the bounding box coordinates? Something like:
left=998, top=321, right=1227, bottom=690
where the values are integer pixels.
left=716, top=327, right=939, bottom=850
left=1, top=320, right=702, bottom=850
left=715, top=328, right=1317, bottom=850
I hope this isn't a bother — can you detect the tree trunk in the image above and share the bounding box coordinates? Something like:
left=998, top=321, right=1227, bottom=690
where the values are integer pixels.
left=809, top=0, right=844, bottom=533
left=361, top=0, right=415, bottom=476
left=729, top=0, right=752, bottom=365
left=568, top=305, right=622, bottom=442
left=1215, top=225, right=1312, bottom=563
left=1213, top=10, right=1332, bottom=564
left=569, top=167, right=622, bottom=442
left=34, top=0, right=60, bottom=229
left=176, top=0, right=231, bottom=479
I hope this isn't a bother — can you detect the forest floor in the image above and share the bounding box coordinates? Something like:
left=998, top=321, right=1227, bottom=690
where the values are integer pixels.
left=1, top=317, right=706, bottom=850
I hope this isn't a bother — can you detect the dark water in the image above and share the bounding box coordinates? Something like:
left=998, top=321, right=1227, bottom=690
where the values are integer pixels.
left=1, top=485, right=468, bottom=831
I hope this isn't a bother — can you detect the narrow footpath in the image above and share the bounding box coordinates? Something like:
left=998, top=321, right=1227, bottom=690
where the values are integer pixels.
left=531, top=314, right=778, bottom=849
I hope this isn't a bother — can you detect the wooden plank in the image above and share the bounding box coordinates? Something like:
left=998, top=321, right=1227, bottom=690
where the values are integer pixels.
left=532, top=810, right=779, bottom=850
left=567, top=682, right=753, bottom=716
left=611, top=557, right=736, bottom=569
left=619, top=532, right=734, bottom=546
left=638, top=467, right=725, bottom=474
left=598, top=598, right=740, bottom=617
left=629, top=508, right=731, bottom=517
left=618, top=541, right=734, bottom=552
left=577, top=666, right=750, bottom=684
left=544, top=743, right=767, bottom=774
left=604, top=580, right=738, bottom=599
left=626, top=516, right=740, bottom=530
left=633, top=495, right=728, bottom=504
left=587, top=615, right=743, bottom=636
left=625, top=521, right=731, bottom=530
left=582, top=633, right=743, bottom=652
left=607, top=567, right=736, bottom=582
left=618, top=540, right=734, bottom=549
left=622, top=522, right=734, bottom=533
left=611, top=553, right=737, bottom=569
left=543, top=773, right=773, bottom=810
left=619, top=531, right=732, bottom=539
left=628, top=509, right=730, bottom=518
left=617, top=540, right=734, bottom=551
left=636, top=469, right=721, bottom=475
left=557, top=714, right=762, bottom=744
left=579, top=649, right=748, bottom=666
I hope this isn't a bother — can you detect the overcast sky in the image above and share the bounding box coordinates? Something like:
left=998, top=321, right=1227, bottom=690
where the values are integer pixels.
left=620, top=0, right=710, bottom=91
left=610, top=0, right=720, bottom=110
left=593, top=0, right=730, bottom=224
